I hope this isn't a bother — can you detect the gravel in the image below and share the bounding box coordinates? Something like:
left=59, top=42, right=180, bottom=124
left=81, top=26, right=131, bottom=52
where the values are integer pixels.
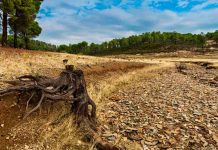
left=99, top=64, right=218, bottom=149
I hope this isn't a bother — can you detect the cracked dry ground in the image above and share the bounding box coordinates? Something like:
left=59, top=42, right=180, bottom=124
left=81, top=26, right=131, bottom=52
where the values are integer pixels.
left=99, top=64, right=218, bottom=150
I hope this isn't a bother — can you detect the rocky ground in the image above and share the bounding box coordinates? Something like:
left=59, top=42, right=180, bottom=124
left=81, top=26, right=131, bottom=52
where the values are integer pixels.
left=99, top=63, right=218, bottom=150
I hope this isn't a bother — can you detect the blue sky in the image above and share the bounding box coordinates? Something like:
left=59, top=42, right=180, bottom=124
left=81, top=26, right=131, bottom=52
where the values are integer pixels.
left=37, top=0, right=218, bottom=44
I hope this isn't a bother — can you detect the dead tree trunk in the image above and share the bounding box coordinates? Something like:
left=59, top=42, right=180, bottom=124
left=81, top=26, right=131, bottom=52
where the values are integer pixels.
left=0, top=65, right=97, bottom=129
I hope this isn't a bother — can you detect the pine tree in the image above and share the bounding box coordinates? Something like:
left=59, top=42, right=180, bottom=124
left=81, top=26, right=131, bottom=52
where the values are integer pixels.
left=23, top=21, right=41, bottom=49
left=9, top=0, right=42, bottom=48
left=0, top=0, right=14, bottom=46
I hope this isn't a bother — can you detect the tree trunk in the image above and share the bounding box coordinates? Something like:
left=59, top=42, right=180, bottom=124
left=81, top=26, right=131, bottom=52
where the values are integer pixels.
left=13, top=10, right=18, bottom=48
left=14, top=27, right=18, bottom=48
left=25, top=36, right=29, bottom=49
left=2, top=12, right=8, bottom=47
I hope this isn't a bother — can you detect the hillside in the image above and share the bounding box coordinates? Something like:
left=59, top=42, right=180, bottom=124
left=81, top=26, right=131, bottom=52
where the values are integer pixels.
left=0, top=48, right=218, bottom=150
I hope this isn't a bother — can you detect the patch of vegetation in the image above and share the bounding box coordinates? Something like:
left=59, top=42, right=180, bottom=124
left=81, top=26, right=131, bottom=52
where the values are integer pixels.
left=57, top=31, right=218, bottom=55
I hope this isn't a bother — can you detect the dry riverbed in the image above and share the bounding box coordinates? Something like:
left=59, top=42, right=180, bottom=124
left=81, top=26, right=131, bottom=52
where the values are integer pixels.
left=99, top=63, right=218, bottom=149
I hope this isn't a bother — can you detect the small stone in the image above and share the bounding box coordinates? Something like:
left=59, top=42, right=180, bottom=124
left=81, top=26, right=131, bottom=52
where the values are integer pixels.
left=24, top=145, right=29, bottom=150
left=12, top=134, right=16, bottom=139
left=138, top=127, right=143, bottom=133
left=102, top=133, right=117, bottom=141
left=1, top=124, right=4, bottom=128
left=110, top=95, right=121, bottom=101
left=47, top=127, right=52, bottom=132
left=126, top=127, right=138, bottom=131
left=103, top=125, right=110, bottom=130
left=169, top=138, right=177, bottom=145
left=127, top=134, right=143, bottom=141
left=77, top=140, right=82, bottom=145
left=211, top=106, right=217, bottom=110
left=46, top=86, right=54, bottom=90
left=143, top=144, right=149, bottom=150
left=123, top=137, right=128, bottom=141
left=6, top=136, right=10, bottom=140
left=203, top=141, right=208, bottom=147
left=108, top=136, right=116, bottom=141
left=156, top=124, right=163, bottom=129
left=144, top=140, right=158, bottom=146
left=10, top=102, right=17, bottom=108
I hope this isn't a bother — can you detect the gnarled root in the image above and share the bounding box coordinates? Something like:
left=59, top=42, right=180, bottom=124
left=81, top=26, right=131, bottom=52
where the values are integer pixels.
left=0, top=65, right=97, bottom=129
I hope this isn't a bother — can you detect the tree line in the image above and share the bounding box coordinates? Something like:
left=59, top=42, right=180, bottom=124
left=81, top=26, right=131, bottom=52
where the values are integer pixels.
left=57, top=31, right=218, bottom=55
left=0, top=0, right=42, bottom=49
left=3, top=30, right=216, bottom=55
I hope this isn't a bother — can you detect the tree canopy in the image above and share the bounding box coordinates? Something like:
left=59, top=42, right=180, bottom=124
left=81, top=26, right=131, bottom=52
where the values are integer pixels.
left=0, top=0, right=42, bottom=48
left=57, top=31, right=214, bottom=55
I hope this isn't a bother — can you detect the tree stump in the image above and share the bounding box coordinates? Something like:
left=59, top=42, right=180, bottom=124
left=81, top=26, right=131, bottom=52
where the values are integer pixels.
left=0, top=65, right=97, bottom=129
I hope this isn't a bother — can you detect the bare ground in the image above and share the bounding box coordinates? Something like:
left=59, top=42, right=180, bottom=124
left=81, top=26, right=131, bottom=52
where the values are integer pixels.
left=0, top=48, right=217, bottom=150
left=98, top=63, right=218, bottom=149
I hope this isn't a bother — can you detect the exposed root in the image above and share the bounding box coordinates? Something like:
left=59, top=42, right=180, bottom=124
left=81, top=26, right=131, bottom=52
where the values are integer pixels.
left=26, top=92, right=35, bottom=111
left=24, top=92, right=45, bottom=119
left=0, top=65, right=97, bottom=129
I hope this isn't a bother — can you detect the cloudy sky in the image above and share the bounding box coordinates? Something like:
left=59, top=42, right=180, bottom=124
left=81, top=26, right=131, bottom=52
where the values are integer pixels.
left=37, top=0, right=218, bottom=45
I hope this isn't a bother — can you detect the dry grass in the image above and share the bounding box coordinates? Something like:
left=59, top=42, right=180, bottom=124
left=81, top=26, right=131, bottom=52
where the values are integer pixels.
left=0, top=47, right=217, bottom=150
left=0, top=48, right=157, bottom=149
left=0, top=47, right=120, bottom=81
left=39, top=64, right=174, bottom=150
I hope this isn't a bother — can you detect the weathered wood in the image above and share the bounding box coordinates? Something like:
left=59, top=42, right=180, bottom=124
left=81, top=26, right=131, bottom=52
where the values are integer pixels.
left=0, top=65, right=97, bottom=129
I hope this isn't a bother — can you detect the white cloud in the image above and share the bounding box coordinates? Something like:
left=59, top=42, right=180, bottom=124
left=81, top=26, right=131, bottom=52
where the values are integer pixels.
left=37, top=0, right=218, bottom=45
left=142, top=0, right=172, bottom=6
left=192, top=0, right=218, bottom=10
left=178, top=0, right=189, bottom=8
